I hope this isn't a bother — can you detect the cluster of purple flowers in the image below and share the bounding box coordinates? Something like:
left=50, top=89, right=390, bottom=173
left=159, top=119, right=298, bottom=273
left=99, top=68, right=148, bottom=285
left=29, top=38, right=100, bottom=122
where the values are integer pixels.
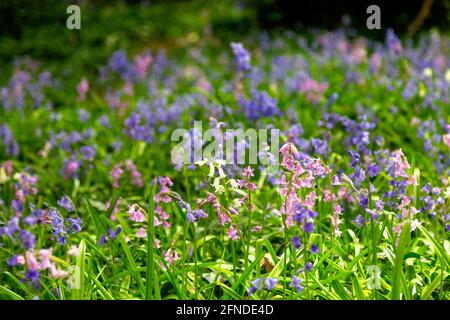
left=0, top=124, right=19, bottom=156
left=48, top=205, right=82, bottom=244
left=103, top=49, right=153, bottom=83
left=239, top=90, right=281, bottom=121
left=0, top=193, right=81, bottom=289
left=45, top=128, right=98, bottom=180
left=0, top=216, right=36, bottom=251
left=110, top=159, right=143, bottom=189
left=57, top=195, right=75, bottom=212
left=249, top=277, right=278, bottom=294
left=416, top=119, right=450, bottom=176
left=230, top=42, right=251, bottom=72
left=0, top=67, right=52, bottom=111
left=124, top=97, right=191, bottom=143
left=177, top=198, right=208, bottom=223
left=0, top=26, right=449, bottom=300
left=98, top=227, right=122, bottom=246
left=420, top=183, right=448, bottom=231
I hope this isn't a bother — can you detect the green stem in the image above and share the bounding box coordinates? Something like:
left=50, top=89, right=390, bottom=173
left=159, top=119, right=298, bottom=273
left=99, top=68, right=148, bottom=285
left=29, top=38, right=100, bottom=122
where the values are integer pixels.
left=181, top=222, right=189, bottom=299
left=367, top=172, right=378, bottom=300
left=231, top=240, right=237, bottom=282
left=192, top=223, right=199, bottom=299
left=145, top=179, right=156, bottom=300
left=245, top=186, right=252, bottom=270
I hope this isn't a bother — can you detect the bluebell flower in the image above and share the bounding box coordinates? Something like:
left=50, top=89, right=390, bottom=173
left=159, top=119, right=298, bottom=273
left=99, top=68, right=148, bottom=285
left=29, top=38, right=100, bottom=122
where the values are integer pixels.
left=7, top=255, right=20, bottom=267
left=249, top=278, right=262, bottom=294
left=47, top=208, right=81, bottom=244
left=303, top=221, right=315, bottom=233
left=264, top=278, right=278, bottom=291
left=353, top=166, right=366, bottom=186
left=194, top=209, right=208, bottom=220
left=304, top=261, right=313, bottom=272
left=294, top=206, right=307, bottom=222
left=67, top=217, right=82, bottom=233
left=308, top=210, right=318, bottom=219
left=249, top=277, right=278, bottom=293
left=431, top=187, right=441, bottom=195
left=239, top=90, right=281, bottom=121
left=290, top=276, right=304, bottom=293
left=311, top=138, right=330, bottom=156
left=82, top=128, right=95, bottom=140
left=80, top=145, right=96, bottom=161
left=4, top=217, right=20, bottom=239
left=108, top=49, right=136, bottom=81
left=98, top=115, right=111, bottom=128
left=353, top=214, right=365, bottom=226
left=20, top=229, right=36, bottom=251
left=366, top=209, right=379, bottom=220
left=100, top=227, right=122, bottom=245
left=24, top=215, right=37, bottom=226
left=78, top=108, right=90, bottom=122
left=367, top=164, right=380, bottom=177
left=310, top=244, right=320, bottom=254
left=291, top=236, right=301, bottom=249
left=108, top=227, right=122, bottom=240
left=323, top=92, right=338, bottom=110
left=421, top=196, right=434, bottom=211
left=0, top=124, right=20, bottom=156
left=107, top=228, right=116, bottom=239
left=178, top=198, right=207, bottom=223
left=58, top=131, right=81, bottom=152
left=386, top=29, right=402, bottom=55
left=295, top=206, right=316, bottom=233
left=374, top=199, right=384, bottom=211
left=98, top=235, right=107, bottom=246
left=25, top=270, right=40, bottom=289
left=49, top=208, right=65, bottom=237
left=57, top=196, right=75, bottom=212
left=181, top=202, right=196, bottom=223
left=230, top=42, right=251, bottom=72
left=11, top=199, right=23, bottom=213
left=347, top=150, right=361, bottom=167
left=124, top=113, right=153, bottom=143
left=56, top=235, right=67, bottom=245
left=360, top=195, right=369, bottom=209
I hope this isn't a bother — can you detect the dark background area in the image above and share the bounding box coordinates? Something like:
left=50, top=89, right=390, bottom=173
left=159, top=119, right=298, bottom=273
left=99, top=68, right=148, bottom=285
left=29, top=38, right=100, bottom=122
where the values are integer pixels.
left=0, top=0, right=448, bottom=82
left=250, top=0, right=449, bottom=35
left=1, top=0, right=448, bottom=38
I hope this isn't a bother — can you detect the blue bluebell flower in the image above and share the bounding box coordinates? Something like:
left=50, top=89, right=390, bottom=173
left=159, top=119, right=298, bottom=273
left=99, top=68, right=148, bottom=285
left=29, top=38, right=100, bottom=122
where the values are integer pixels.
left=57, top=196, right=75, bottom=212
left=230, top=42, right=251, bottom=72
left=291, top=236, right=301, bottom=249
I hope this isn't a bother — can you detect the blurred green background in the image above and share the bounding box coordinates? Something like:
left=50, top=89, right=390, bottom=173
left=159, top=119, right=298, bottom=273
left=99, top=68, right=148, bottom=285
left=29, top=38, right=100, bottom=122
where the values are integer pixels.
left=0, top=0, right=448, bottom=83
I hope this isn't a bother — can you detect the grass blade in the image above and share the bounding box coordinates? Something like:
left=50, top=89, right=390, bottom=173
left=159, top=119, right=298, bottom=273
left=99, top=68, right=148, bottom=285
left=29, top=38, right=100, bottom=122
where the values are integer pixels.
left=71, top=239, right=86, bottom=300
left=146, top=179, right=157, bottom=300
left=391, top=220, right=411, bottom=300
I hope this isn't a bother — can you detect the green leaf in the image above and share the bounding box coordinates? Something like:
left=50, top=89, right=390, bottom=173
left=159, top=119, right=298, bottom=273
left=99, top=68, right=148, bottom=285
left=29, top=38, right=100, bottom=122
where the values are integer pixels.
left=391, top=220, right=411, bottom=300
left=4, top=271, right=33, bottom=298
left=217, top=282, right=241, bottom=300
left=228, top=250, right=264, bottom=295
left=421, top=274, right=444, bottom=300
left=417, top=224, right=450, bottom=268
left=0, top=285, right=24, bottom=300
left=146, top=179, right=157, bottom=300
left=332, top=280, right=352, bottom=300
left=117, top=234, right=146, bottom=297
left=351, top=275, right=365, bottom=300
left=71, top=239, right=86, bottom=300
